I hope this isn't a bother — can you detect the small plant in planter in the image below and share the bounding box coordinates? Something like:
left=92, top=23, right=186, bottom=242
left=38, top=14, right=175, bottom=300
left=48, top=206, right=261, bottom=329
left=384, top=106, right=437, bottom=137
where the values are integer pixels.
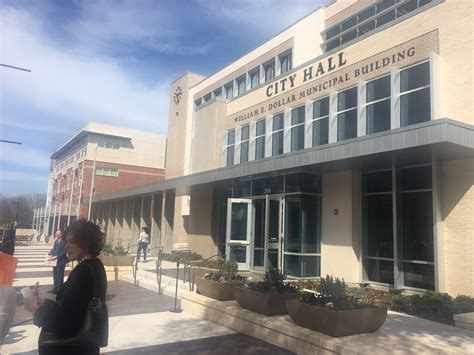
left=233, top=267, right=299, bottom=316
left=99, top=243, right=133, bottom=266
left=286, top=275, right=387, bottom=337
left=196, top=259, right=246, bottom=301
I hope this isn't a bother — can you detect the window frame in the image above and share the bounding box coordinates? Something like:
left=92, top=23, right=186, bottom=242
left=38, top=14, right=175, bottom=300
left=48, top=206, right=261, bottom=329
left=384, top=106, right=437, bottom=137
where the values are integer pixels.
left=312, top=96, right=329, bottom=147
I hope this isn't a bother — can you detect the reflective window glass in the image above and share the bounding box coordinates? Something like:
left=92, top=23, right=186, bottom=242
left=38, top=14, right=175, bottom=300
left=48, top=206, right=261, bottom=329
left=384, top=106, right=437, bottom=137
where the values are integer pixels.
left=313, top=97, right=329, bottom=118
left=401, top=62, right=430, bottom=92
left=400, top=88, right=430, bottom=126
left=367, top=100, right=391, bottom=134
left=337, top=109, right=357, bottom=140
left=377, top=10, right=395, bottom=27
left=338, top=87, right=357, bottom=110
left=367, top=75, right=390, bottom=102
left=312, top=118, right=329, bottom=146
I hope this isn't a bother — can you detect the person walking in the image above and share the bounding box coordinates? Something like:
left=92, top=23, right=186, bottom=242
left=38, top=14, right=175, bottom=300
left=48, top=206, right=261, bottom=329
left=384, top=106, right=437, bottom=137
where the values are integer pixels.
left=48, top=230, right=67, bottom=294
left=136, top=227, right=149, bottom=262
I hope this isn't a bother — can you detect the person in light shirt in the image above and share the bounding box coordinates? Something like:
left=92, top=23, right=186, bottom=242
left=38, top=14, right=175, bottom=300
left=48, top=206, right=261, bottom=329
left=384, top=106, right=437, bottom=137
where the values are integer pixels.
left=136, top=227, right=149, bottom=262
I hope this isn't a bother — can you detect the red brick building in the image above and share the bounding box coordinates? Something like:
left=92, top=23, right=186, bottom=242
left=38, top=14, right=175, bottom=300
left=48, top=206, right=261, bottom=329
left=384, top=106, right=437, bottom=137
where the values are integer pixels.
left=36, top=122, right=166, bottom=235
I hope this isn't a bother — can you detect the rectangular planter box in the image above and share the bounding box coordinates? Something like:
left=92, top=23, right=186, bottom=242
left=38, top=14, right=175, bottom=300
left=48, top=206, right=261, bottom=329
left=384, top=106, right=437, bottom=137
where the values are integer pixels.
left=195, top=278, right=242, bottom=301
left=286, top=298, right=387, bottom=337
left=233, top=286, right=298, bottom=316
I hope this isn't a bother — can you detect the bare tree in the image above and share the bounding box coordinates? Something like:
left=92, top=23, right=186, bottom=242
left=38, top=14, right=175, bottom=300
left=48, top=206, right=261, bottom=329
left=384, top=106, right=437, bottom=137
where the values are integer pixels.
left=0, top=193, right=46, bottom=228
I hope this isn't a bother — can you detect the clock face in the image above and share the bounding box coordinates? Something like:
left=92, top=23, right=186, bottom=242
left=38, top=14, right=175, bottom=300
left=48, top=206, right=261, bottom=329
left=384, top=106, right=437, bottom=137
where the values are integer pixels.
left=173, top=86, right=183, bottom=105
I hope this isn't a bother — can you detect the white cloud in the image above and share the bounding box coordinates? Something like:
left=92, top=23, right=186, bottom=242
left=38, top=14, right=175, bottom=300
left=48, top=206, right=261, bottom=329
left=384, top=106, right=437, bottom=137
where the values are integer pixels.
left=0, top=144, right=51, bottom=169
left=1, top=7, right=170, bottom=135
left=66, top=1, right=213, bottom=56
left=198, top=0, right=325, bottom=39
left=1, top=118, right=73, bottom=135
left=0, top=170, right=46, bottom=182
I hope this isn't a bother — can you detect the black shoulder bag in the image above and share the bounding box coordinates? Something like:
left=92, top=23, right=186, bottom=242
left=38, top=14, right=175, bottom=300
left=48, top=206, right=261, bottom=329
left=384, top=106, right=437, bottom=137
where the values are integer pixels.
left=39, top=261, right=109, bottom=348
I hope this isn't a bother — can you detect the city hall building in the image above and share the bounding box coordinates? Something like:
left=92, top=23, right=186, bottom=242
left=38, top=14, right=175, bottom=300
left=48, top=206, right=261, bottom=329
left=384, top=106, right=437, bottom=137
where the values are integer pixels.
left=92, top=0, right=474, bottom=296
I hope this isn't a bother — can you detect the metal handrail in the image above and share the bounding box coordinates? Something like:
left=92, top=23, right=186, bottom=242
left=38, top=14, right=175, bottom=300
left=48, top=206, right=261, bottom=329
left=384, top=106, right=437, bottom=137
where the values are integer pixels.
left=183, top=254, right=225, bottom=291
left=128, top=243, right=139, bottom=287
left=147, top=246, right=163, bottom=295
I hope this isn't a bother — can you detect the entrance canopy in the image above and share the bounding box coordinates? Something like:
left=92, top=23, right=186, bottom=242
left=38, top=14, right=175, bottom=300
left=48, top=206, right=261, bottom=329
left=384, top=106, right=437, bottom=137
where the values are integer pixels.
left=93, top=118, right=473, bottom=203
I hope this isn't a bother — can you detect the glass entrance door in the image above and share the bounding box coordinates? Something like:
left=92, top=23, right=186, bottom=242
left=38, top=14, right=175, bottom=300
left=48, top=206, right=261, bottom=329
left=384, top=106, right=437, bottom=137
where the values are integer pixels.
left=226, top=198, right=252, bottom=270
left=265, top=195, right=282, bottom=270
left=252, top=195, right=283, bottom=272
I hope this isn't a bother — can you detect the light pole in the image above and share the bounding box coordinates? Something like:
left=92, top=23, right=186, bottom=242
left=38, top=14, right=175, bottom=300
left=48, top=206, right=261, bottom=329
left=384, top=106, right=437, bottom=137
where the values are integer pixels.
left=87, top=143, right=99, bottom=220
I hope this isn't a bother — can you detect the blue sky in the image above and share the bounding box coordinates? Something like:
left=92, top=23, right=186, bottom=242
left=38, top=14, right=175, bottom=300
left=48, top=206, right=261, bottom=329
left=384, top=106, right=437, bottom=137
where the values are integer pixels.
left=0, top=0, right=325, bottom=194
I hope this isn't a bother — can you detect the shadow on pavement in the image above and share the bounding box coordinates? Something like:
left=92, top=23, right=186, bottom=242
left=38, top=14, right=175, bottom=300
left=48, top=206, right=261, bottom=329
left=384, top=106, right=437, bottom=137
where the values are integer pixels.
left=104, top=333, right=294, bottom=355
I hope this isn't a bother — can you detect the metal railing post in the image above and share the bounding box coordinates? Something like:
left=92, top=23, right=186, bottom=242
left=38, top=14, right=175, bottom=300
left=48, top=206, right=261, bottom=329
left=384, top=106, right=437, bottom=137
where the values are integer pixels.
left=170, top=260, right=182, bottom=313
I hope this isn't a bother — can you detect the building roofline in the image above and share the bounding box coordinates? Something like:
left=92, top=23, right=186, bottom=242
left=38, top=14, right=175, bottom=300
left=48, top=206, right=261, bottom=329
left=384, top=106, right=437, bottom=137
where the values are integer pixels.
left=188, top=0, right=332, bottom=91
left=170, top=71, right=206, bottom=86
left=50, top=130, right=131, bottom=160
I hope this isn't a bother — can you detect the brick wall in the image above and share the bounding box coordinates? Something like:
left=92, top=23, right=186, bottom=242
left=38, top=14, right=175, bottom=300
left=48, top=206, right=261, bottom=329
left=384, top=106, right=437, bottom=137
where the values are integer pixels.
left=51, top=160, right=165, bottom=220
left=441, top=158, right=474, bottom=296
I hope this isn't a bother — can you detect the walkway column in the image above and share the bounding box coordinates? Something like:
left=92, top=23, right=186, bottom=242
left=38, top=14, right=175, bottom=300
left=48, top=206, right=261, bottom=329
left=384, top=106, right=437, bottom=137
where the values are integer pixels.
left=67, top=163, right=76, bottom=226
left=51, top=204, right=57, bottom=236
left=57, top=203, right=62, bottom=231
left=32, top=209, right=37, bottom=231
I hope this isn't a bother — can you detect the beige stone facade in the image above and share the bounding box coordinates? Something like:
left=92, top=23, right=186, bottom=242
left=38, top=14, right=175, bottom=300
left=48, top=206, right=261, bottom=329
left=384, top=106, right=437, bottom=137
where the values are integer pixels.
left=90, top=0, right=473, bottom=296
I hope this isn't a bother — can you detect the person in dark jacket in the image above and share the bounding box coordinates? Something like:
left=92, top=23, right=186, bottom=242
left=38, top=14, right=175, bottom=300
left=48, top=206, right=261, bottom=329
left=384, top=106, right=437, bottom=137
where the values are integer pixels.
left=24, top=220, right=108, bottom=355
left=48, top=230, right=68, bottom=294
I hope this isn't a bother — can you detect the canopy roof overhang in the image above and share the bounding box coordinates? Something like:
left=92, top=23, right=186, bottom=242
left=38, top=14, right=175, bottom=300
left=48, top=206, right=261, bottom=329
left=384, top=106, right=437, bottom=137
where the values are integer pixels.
left=93, top=118, right=474, bottom=203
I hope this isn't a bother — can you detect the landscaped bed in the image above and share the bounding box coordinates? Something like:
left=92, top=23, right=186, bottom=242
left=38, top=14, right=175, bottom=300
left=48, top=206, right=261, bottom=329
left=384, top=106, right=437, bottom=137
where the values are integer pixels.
left=295, top=279, right=474, bottom=326
left=195, top=260, right=246, bottom=301
left=234, top=268, right=299, bottom=316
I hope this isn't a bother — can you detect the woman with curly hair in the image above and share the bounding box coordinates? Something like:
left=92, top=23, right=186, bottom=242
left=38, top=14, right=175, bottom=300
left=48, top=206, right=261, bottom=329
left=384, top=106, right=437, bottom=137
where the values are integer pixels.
left=24, top=219, right=108, bottom=355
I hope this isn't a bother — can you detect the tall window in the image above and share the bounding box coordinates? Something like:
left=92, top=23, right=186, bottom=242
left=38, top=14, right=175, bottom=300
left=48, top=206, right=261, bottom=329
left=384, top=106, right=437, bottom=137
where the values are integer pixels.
left=337, top=87, right=358, bottom=141
left=226, top=130, right=235, bottom=166
left=250, top=68, right=260, bottom=89
left=272, top=113, right=284, bottom=156
left=279, top=52, right=292, bottom=74
left=400, top=61, right=430, bottom=126
left=312, top=97, right=329, bottom=146
left=264, top=60, right=275, bottom=82
left=363, top=165, right=435, bottom=290
left=225, top=82, right=233, bottom=100
left=364, top=170, right=394, bottom=284
left=213, top=88, right=222, bottom=98
left=291, top=106, right=305, bottom=152
left=236, top=76, right=246, bottom=96
left=399, top=165, right=434, bottom=289
left=255, top=119, right=265, bottom=160
left=366, top=75, right=391, bottom=134
left=240, top=125, right=249, bottom=163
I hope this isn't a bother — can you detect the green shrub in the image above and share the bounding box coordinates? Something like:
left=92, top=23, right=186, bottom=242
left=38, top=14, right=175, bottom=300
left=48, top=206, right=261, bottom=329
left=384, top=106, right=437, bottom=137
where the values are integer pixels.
left=453, top=295, right=474, bottom=314
left=246, top=266, right=297, bottom=294
left=160, top=250, right=202, bottom=262
left=318, top=275, right=347, bottom=298
left=390, top=294, right=411, bottom=312
left=114, top=244, right=128, bottom=256
left=221, top=259, right=238, bottom=280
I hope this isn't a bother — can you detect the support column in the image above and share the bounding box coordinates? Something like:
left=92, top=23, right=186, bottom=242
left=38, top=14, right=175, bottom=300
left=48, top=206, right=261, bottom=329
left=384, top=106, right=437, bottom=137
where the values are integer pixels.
left=51, top=204, right=57, bottom=236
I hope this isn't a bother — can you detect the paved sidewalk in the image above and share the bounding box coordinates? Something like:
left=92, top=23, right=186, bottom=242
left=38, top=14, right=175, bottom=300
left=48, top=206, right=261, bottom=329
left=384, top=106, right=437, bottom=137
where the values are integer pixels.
left=1, top=243, right=292, bottom=354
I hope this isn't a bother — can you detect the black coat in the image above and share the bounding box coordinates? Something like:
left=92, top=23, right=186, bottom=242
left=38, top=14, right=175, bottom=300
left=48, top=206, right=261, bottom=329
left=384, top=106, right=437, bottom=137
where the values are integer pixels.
left=34, top=258, right=107, bottom=354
